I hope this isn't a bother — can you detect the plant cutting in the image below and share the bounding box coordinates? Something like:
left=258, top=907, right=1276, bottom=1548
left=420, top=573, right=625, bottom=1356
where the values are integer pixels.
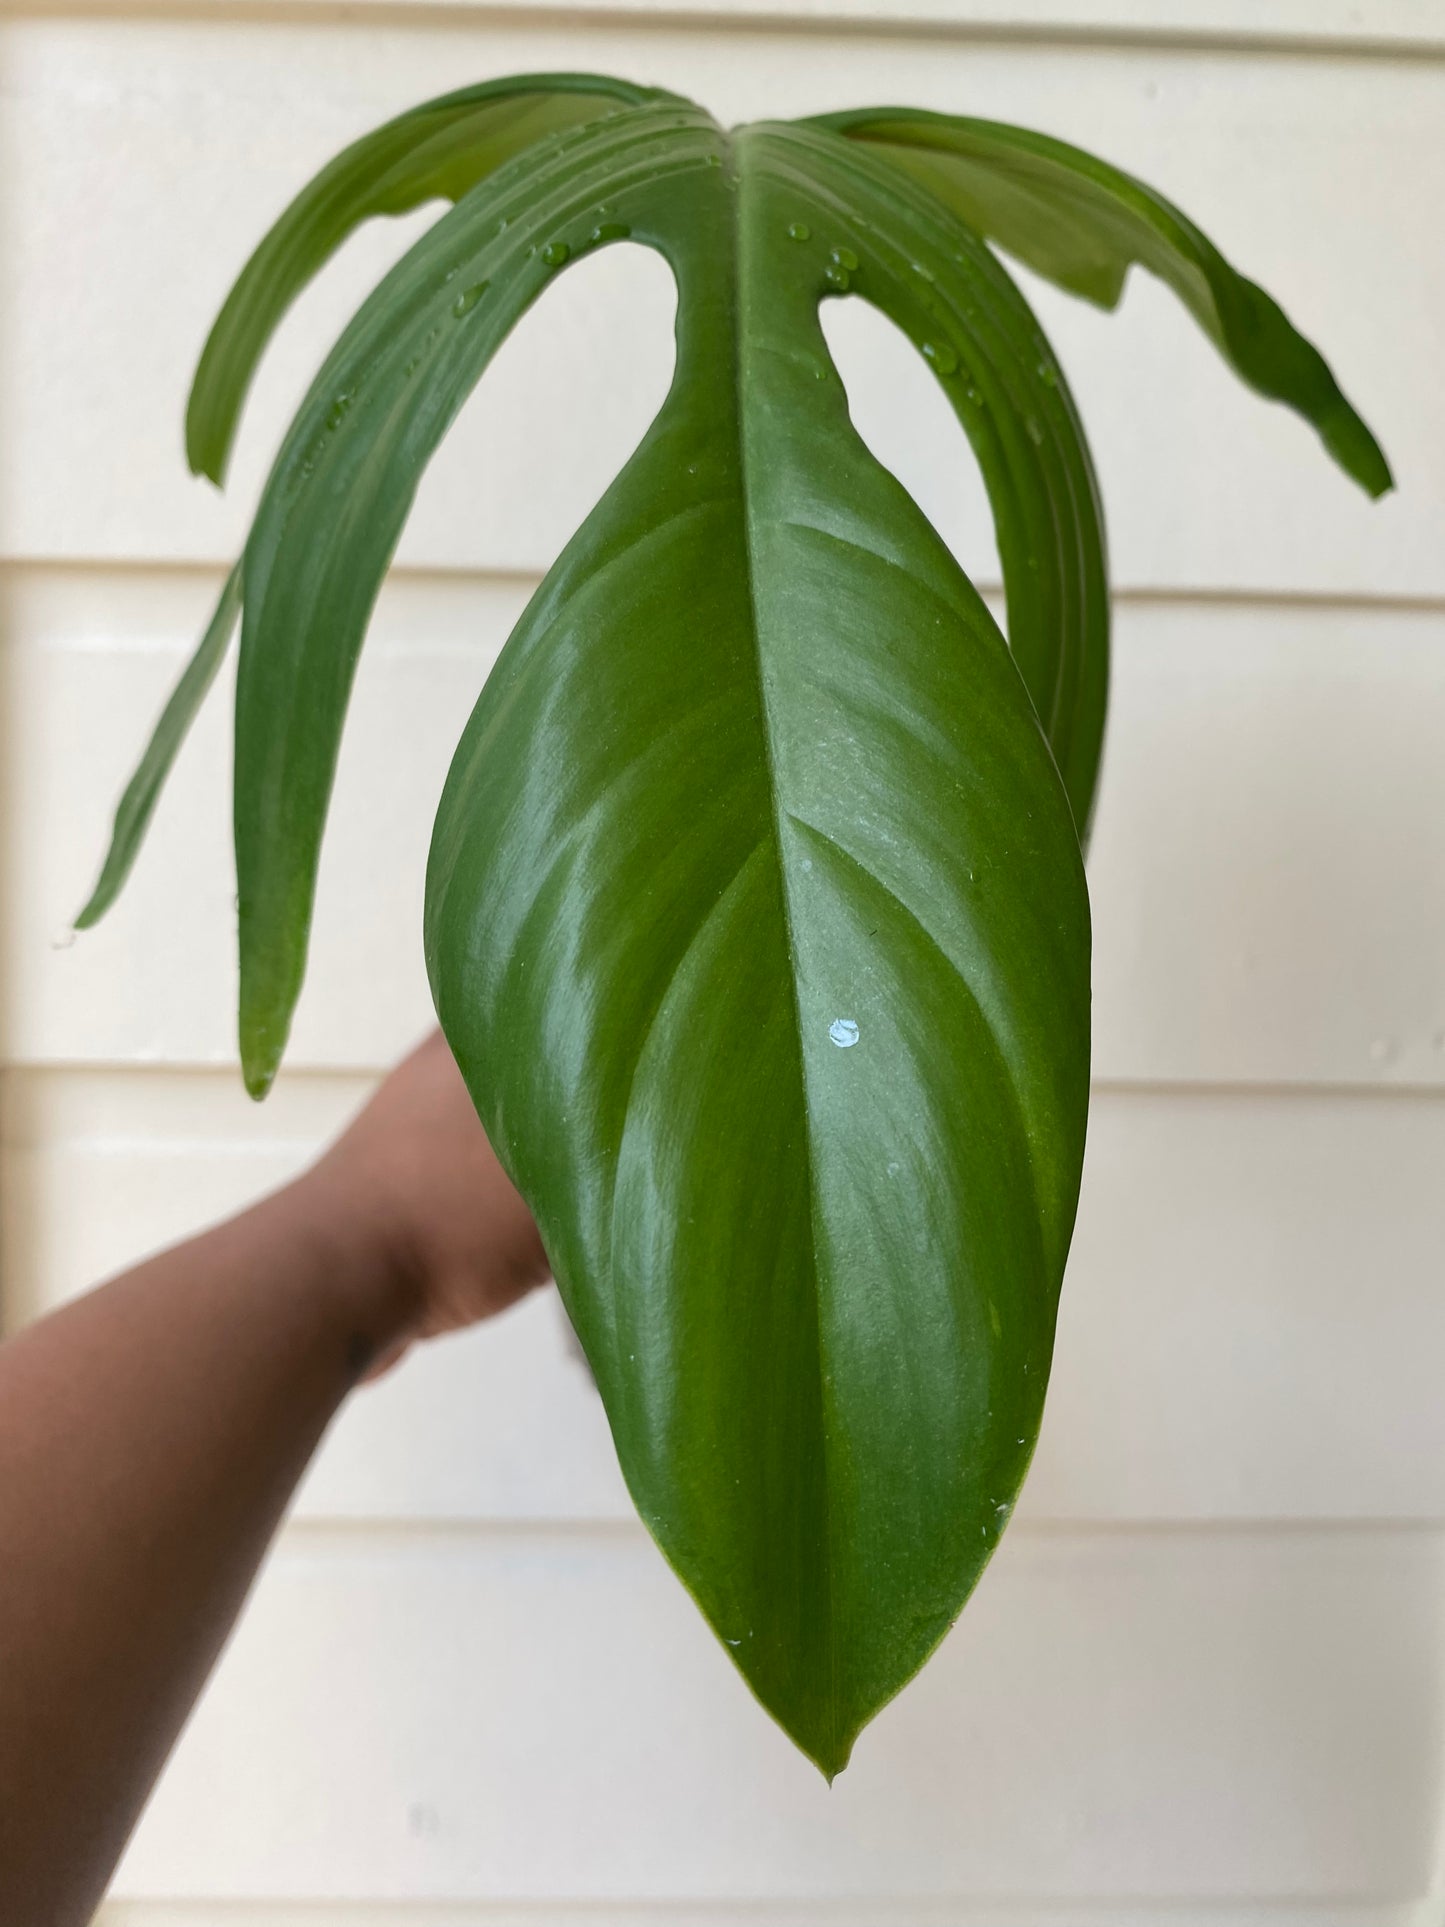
left=79, top=74, right=1390, bottom=1777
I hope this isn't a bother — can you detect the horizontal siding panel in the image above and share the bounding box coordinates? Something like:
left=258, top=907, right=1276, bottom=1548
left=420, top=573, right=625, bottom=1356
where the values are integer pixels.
left=94, top=1903, right=1437, bottom=1927
left=110, top=1524, right=1445, bottom=1902
left=38, top=0, right=1445, bottom=52
left=7, top=1068, right=1445, bottom=1524
left=0, top=19, right=1436, bottom=596
left=6, top=567, right=1444, bottom=1086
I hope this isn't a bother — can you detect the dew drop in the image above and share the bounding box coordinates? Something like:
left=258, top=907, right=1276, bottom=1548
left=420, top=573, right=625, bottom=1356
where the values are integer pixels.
left=325, top=391, right=354, bottom=430
left=1026, top=415, right=1045, bottom=446
left=590, top=220, right=631, bottom=245
left=830, top=244, right=859, bottom=271
left=787, top=221, right=811, bottom=242
left=828, top=1017, right=860, bottom=1049
left=1037, top=358, right=1058, bottom=388
left=542, top=240, right=571, bottom=268
left=451, top=279, right=488, bottom=317
left=911, top=259, right=936, bottom=283
left=922, top=340, right=958, bottom=375
left=824, top=263, right=851, bottom=291
left=964, top=383, right=982, bottom=405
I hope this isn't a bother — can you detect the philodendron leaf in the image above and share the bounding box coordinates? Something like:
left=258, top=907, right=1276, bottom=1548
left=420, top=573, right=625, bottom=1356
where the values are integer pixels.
left=811, top=107, right=1393, bottom=499
left=83, top=71, right=1390, bottom=1775
left=231, top=102, right=714, bottom=1094
left=427, top=118, right=1091, bottom=1775
left=187, top=73, right=671, bottom=484
left=781, top=122, right=1109, bottom=834
left=75, top=565, right=242, bottom=928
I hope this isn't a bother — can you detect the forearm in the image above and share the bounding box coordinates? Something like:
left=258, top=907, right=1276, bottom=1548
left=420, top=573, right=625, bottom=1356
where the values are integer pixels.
left=0, top=1172, right=415, bottom=1926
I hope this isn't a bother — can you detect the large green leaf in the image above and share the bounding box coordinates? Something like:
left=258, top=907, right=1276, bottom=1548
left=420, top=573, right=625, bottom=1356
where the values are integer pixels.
left=426, top=118, right=1091, bottom=1773
left=812, top=107, right=1393, bottom=499
left=82, top=73, right=1391, bottom=1774
left=203, top=95, right=1091, bottom=1767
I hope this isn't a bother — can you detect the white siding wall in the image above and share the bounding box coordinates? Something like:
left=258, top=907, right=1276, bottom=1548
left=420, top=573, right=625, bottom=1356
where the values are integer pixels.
left=2, top=4, right=1443, bottom=1919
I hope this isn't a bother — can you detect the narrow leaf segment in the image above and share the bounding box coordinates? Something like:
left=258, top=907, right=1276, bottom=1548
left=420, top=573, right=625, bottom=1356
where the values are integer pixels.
left=812, top=107, right=1393, bottom=498
left=75, top=564, right=242, bottom=928
left=187, top=73, right=672, bottom=484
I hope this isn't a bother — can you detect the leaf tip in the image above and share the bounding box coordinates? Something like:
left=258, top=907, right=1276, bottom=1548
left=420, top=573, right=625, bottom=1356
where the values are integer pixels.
left=184, top=419, right=228, bottom=490
left=242, top=1056, right=278, bottom=1102
left=239, top=1010, right=285, bottom=1101
left=73, top=852, right=126, bottom=932
left=1326, top=406, right=1394, bottom=501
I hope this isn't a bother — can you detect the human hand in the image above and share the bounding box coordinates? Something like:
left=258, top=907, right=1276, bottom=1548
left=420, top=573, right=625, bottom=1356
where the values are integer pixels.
left=299, top=1030, right=550, bottom=1373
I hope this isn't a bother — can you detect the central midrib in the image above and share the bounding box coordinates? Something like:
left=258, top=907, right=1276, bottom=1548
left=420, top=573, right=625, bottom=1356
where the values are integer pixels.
left=725, top=125, right=843, bottom=1768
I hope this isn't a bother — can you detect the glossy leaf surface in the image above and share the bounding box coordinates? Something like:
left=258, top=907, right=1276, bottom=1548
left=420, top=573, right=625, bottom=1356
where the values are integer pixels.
left=232, top=103, right=711, bottom=1094
left=812, top=106, right=1393, bottom=498
left=84, top=75, right=1390, bottom=1771
left=187, top=73, right=669, bottom=484
left=427, top=119, right=1090, bottom=1774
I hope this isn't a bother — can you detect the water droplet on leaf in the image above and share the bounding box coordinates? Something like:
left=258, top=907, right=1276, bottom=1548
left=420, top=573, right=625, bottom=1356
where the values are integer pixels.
left=830, top=244, right=859, bottom=271
left=922, top=340, right=958, bottom=375
left=788, top=221, right=811, bottom=242
left=828, top=1018, right=860, bottom=1048
left=824, top=263, right=851, bottom=291
left=590, top=221, right=631, bottom=245
left=451, top=280, right=488, bottom=317
left=1026, top=415, right=1045, bottom=445
left=542, top=240, right=570, bottom=268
